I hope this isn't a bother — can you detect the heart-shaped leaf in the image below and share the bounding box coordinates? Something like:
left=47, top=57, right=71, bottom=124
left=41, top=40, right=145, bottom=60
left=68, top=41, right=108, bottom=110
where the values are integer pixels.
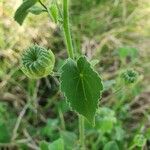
left=60, top=56, right=103, bottom=125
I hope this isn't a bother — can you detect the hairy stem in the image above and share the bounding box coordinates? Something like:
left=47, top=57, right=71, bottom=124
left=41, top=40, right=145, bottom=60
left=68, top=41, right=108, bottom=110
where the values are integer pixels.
left=63, top=0, right=74, bottom=59
left=79, top=115, right=85, bottom=149
left=63, top=0, right=85, bottom=148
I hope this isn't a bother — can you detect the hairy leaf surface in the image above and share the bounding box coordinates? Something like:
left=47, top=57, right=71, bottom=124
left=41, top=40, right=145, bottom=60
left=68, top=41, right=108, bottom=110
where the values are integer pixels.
left=60, top=56, right=103, bottom=125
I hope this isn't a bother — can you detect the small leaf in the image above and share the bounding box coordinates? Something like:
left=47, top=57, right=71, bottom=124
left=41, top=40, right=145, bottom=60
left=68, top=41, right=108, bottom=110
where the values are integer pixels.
left=134, top=134, right=146, bottom=147
left=114, top=126, right=125, bottom=141
left=60, top=56, right=103, bottom=125
left=0, top=123, right=11, bottom=143
left=48, top=138, right=64, bottom=150
left=40, top=139, right=64, bottom=150
left=103, top=141, right=119, bottom=150
left=118, top=47, right=138, bottom=60
left=96, top=107, right=116, bottom=133
left=14, top=0, right=38, bottom=25
left=49, top=4, right=59, bottom=23
left=28, top=5, right=45, bottom=15
left=40, top=141, right=49, bottom=150
left=90, top=59, right=99, bottom=67
left=40, top=119, right=59, bottom=139
left=60, top=131, right=77, bottom=150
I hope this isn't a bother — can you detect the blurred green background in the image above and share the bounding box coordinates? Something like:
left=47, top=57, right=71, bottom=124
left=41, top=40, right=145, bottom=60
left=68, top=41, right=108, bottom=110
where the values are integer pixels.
left=0, top=0, right=150, bottom=149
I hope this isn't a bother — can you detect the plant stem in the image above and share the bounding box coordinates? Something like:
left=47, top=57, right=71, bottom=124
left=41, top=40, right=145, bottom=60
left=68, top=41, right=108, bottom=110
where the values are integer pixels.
left=63, top=0, right=74, bottom=59
left=79, top=115, right=85, bottom=149
left=63, top=0, right=85, bottom=148
left=38, top=0, right=47, bottom=11
left=58, top=108, right=66, bottom=130
left=128, top=144, right=136, bottom=150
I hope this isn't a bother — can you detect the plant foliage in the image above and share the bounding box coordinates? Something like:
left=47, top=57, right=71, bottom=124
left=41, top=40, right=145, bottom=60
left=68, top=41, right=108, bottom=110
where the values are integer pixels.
left=60, top=56, right=103, bottom=125
left=14, top=0, right=38, bottom=25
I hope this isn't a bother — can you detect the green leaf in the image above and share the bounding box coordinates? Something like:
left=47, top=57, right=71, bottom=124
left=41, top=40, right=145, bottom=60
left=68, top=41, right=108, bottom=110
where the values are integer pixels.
left=60, top=131, right=77, bottom=150
left=133, top=134, right=146, bottom=147
left=40, top=139, right=64, bottom=150
left=145, top=128, right=150, bottom=139
left=49, top=4, right=59, bottom=23
left=57, top=100, right=70, bottom=113
left=60, top=56, right=103, bottom=125
left=48, top=138, right=64, bottom=150
left=40, top=141, right=49, bottom=150
left=114, top=126, right=125, bottom=141
left=0, top=123, right=11, bottom=143
left=28, top=5, right=45, bottom=15
left=96, top=107, right=116, bottom=133
left=40, top=119, right=59, bottom=140
left=118, top=47, right=138, bottom=59
left=14, top=0, right=38, bottom=25
left=90, top=59, right=99, bottom=67
left=103, top=141, right=119, bottom=150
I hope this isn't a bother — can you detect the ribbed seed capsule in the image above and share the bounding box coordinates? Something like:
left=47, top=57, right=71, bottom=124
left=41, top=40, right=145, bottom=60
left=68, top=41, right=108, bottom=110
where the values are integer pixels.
left=121, top=69, right=138, bottom=84
left=21, top=45, right=55, bottom=79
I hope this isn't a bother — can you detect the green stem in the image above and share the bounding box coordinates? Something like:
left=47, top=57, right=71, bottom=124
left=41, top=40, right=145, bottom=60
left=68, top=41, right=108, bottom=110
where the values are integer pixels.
left=39, top=0, right=55, bottom=22
left=128, top=144, right=136, bottom=150
left=27, top=79, right=38, bottom=113
left=63, top=0, right=85, bottom=148
left=63, top=0, right=74, bottom=59
left=58, top=108, right=66, bottom=130
left=79, top=115, right=85, bottom=149
left=38, top=0, right=47, bottom=11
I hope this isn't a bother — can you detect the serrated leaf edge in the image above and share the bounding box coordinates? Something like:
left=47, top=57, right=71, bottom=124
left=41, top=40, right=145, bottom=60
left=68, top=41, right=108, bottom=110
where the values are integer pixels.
left=60, top=56, right=103, bottom=125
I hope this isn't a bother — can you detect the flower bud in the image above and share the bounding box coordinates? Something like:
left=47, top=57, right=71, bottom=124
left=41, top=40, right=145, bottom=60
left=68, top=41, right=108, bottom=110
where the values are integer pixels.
left=21, top=45, right=55, bottom=79
left=121, top=69, right=138, bottom=84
